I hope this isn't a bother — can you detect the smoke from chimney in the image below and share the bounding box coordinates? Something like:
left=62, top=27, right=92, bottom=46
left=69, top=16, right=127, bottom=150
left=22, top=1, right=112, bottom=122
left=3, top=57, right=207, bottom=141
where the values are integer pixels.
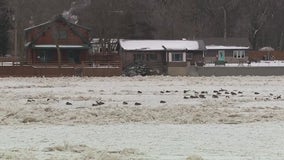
left=62, top=0, right=91, bottom=24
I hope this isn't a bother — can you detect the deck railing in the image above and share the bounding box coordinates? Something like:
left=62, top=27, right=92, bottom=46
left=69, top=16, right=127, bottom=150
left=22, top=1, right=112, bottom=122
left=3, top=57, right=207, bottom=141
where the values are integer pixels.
left=82, top=60, right=121, bottom=68
left=0, top=60, right=121, bottom=68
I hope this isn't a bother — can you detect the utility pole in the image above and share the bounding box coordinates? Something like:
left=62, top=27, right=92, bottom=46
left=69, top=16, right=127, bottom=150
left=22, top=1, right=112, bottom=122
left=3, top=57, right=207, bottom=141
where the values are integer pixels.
left=222, top=7, right=227, bottom=40
left=56, top=39, right=62, bottom=68
left=52, top=23, right=61, bottom=68
left=12, top=14, right=18, bottom=57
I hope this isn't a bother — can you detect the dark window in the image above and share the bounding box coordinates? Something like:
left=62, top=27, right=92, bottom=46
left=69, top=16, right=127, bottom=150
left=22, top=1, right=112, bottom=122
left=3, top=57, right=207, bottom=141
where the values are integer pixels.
left=134, top=54, right=144, bottom=62
left=68, top=51, right=80, bottom=64
left=38, top=52, right=47, bottom=63
left=147, top=54, right=158, bottom=61
left=37, top=51, right=51, bottom=63
left=58, top=31, right=67, bottom=39
left=171, top=53, right=183, bottom=62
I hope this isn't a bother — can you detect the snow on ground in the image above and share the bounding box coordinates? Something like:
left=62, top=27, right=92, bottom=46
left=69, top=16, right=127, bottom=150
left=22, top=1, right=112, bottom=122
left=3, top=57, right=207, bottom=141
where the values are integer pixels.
left=0, top=76, right=284, bottom=159
left=205, top=60, right=284, bottom=67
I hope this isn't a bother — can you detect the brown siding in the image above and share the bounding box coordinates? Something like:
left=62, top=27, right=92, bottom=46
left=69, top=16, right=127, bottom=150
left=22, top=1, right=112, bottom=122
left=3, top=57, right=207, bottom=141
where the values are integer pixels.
left=26, top=22, right=90, bottom=45
left=249, top=51, right=284, bottom=61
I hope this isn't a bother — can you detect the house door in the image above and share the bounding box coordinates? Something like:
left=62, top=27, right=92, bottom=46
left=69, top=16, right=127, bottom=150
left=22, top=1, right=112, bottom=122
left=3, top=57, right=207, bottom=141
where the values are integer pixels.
left=218, top=50, right=225, bottom=61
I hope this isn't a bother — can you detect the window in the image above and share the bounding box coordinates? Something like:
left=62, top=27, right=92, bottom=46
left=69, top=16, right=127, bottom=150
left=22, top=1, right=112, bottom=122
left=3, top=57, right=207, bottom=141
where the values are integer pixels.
left=58, top=31, right=67, bottom=39
left=68, top=51, right=80, bottom=64
left=38, top=53, right=47, bottom=63
left=233, top=50, right=245, bottom=59
left=54, top=30, right=67, bottom=39
left=134, top=54, right=144, bottom=62
left=37, top=51, right=50, bottom=63
left=171, top=53, right=184, bottom=62
left=147, top=54, right=158, bottom=61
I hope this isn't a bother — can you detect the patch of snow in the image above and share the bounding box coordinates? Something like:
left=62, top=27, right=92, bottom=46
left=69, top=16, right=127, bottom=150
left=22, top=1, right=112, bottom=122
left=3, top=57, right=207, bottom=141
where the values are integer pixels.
left=206, top=45, right=249, bottom=50
left=205, top=60, right=284, bottom=67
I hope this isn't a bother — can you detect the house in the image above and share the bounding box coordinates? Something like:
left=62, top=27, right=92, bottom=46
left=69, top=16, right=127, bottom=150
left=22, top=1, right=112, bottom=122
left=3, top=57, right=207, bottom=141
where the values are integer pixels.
left=203, top=38, right=251, bottom=65
left=119, top=39, right=206, bottom=75
left=24, top=15, right=91, bottom=66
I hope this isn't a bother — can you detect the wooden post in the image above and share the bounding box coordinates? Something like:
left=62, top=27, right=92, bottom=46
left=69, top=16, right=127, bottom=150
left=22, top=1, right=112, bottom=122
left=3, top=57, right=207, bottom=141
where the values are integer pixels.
left=56, top=42, right=61, bottom=68
left=222, top=7, right=227, bottom=40
left=52, top=24, right=61, bottom=68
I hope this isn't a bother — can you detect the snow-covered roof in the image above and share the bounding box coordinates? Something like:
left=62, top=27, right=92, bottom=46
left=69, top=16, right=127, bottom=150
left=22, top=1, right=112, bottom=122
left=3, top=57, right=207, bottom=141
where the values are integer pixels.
left=206, top=45, right=250, bottom=50
left=24, top=21, right=51, bottom=31
left=119, top=39, right=204, bottom=51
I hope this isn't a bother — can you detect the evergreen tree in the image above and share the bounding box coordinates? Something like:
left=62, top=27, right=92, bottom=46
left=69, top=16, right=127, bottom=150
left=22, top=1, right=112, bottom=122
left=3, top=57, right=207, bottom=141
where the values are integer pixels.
left=0, top=0, right=10, bottom=56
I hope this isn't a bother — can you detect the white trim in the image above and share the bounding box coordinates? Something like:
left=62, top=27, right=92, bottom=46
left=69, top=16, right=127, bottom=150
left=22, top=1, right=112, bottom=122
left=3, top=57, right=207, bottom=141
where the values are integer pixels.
left=206, top=45, right=250, bottom=50
left=183, top=52, right=186, bottom=62
left=169, top=52, right=172, bottom=62
left=33, top=45, right=88, bottom=49
left=169, top=52, right=185, bottom=62
left=233, top=50, right=246, bottom=59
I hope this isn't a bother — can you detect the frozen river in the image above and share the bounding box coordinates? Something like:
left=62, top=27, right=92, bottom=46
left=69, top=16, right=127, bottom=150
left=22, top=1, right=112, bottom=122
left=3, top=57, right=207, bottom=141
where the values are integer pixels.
left=1, top=122, right=284, bottom=160
left=0, top=76, right=284, bottom=159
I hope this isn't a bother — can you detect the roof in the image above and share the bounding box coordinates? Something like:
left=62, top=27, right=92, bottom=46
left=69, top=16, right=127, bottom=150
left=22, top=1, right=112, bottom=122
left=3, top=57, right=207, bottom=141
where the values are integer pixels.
left=24, top=15, right=91, bottom=48
left=119, top=39, right=206, bottom=51
left=206, top=45, right=250, bottom=50
left=201, top=37, right=251, bottom=49
left=24, top=21, right=51, bottom=31
left=24, top=15, right=91, bottom=32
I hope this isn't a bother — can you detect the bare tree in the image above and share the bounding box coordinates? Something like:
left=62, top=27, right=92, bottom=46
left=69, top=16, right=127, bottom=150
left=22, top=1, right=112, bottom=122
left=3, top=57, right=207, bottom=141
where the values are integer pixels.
left=6, top=0, right=284, bottom=51
left=0, top=0, right=10, bottom=56
left=202, top=0, right=241, bottom=39
left=245, top=0, right=275, bottom=49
